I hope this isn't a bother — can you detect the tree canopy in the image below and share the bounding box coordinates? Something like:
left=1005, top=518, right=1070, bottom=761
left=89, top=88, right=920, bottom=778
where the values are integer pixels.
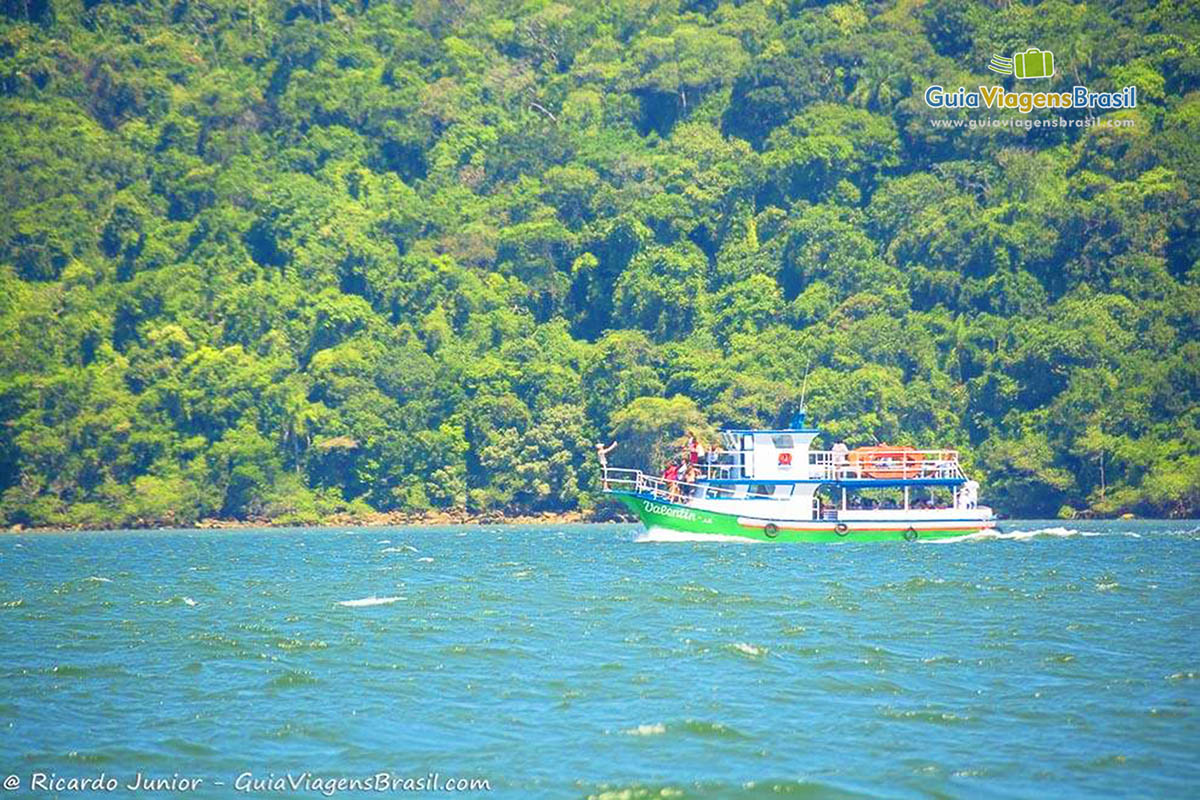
left=0, top=0, right=1197, bottom=526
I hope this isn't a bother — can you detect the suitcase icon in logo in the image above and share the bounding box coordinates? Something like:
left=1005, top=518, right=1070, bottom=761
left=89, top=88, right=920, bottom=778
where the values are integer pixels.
left=1014, top=48, right=1054, bottom=79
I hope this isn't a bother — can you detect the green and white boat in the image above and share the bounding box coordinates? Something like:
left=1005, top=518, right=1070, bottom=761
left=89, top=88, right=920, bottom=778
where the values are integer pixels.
left=604, top=416, right=995, bottom=543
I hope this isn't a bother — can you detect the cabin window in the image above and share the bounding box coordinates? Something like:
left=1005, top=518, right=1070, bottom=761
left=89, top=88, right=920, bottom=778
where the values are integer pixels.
left=752, top=484, right=775, bottom=497
left=772, top=434, right=794, bottom=449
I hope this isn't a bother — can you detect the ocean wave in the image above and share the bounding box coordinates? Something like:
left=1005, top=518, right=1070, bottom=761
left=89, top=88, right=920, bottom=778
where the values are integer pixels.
left=879, top=706, right=976, bottom=725
left=267, top=669, right=320, bottom=689
left=337, top=595, right=404, bottom=607
left=45, top=664, right=132, bottom=678
left=380, top=545, right=418, bottom=553
left=585, top=779, right=870, bottom=799
left=148, top=595, right=198, bottom=607
left=676, top=719, right=749, bottom=739
left=274, top=638, right=329, bottom=651
left=617, top=719, right=748, bottom=740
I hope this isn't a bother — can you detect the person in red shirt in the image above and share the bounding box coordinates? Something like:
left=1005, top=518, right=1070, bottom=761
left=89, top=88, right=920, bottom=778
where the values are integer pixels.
left=663, top=460, right=681, bottom=502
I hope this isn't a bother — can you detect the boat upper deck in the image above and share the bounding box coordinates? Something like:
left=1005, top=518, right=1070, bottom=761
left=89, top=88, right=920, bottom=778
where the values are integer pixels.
left=700, top=429, right=965, bottom=484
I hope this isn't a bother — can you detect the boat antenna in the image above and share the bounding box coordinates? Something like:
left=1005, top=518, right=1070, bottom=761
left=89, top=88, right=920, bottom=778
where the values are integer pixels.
left=799, top=359, right=810, bottom=411
left=790, top=358, right=811, bottom=429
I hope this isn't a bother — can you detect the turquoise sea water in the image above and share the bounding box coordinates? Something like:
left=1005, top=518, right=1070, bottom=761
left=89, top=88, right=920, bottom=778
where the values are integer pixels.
left=0, top=521, right=1197, bottom=799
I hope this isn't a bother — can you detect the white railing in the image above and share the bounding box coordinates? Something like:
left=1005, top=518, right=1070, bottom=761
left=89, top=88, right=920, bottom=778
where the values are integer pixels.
left=808, top=449, right=964, bottom=481
left=601, top=468, right=784, bottom=502
left=693, top=451, right=752, bottom=480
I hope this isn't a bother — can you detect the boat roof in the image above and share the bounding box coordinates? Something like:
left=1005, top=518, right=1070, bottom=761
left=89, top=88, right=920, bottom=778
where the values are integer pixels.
left=722, top=410, right=819, bottom=436
left=722, top=428, right=820, bottom=435
left=704, top=477, right=966, bottom=487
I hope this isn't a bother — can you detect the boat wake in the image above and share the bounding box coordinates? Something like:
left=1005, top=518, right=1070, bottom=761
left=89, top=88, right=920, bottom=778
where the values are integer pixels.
left=635, top=526, right=759, bottom=544
left=638, top=525, right=1142, bottom=544
left=922, top=526, right=1098, bottom=543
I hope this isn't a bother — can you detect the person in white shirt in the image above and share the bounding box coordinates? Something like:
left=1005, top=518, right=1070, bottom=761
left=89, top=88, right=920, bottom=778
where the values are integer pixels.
left=831, top=441, right=849, bottom=477
left=595, top=441, right=617, bottom=488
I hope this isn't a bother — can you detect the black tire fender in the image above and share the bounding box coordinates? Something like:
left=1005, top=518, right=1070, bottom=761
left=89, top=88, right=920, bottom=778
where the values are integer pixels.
left=903, top=526, right=919, bottom=542
left=834, top=522, right=849, bottom=537
left=763, top=523, right=779, bottom=538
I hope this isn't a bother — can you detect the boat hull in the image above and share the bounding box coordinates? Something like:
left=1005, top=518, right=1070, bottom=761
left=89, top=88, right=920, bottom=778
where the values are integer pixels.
left=612, top=492, right=994, bottom=543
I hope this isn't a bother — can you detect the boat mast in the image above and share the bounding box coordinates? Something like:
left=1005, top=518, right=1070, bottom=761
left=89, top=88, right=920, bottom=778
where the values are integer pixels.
left=792, top=359, right=811, bottom=430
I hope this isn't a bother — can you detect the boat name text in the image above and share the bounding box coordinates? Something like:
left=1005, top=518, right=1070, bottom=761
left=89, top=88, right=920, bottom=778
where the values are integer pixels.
left=643, top=501, right=699, bottom=522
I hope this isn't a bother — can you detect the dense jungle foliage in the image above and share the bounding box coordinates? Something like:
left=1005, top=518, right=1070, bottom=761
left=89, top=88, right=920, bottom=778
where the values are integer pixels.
left=1, top=0, right=1198, bottom=527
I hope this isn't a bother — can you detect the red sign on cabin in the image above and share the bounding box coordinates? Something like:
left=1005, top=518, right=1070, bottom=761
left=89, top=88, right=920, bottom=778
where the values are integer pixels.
left=778, top=452, right=792, bottom=466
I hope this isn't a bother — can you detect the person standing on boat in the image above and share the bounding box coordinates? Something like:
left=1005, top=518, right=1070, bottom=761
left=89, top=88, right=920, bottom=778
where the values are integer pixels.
left=831, top=440, right=849, bottom=477
left=663, top=460, right=683, bottom=502
left=704, top=443, right=720, bottom=479
left=596, top=441, right=617, bottom=488
left=960, top=480, right=979, bottom=509
left=672, top=461, right=687, bottom=502
left=686, top=432, right=704, bottom=466
left=683, top=462, right=700, bottom=497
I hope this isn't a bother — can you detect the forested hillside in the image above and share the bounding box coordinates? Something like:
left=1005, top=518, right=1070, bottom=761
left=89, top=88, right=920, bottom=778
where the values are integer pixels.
left=1, top=0, right=1198, bottom=527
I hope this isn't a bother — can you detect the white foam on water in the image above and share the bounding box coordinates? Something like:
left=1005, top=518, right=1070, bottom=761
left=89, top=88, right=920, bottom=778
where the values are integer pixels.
left=921, top=526, right=1098, bottom=544
left=86, top=576, right=112, bottom=583
left=416, top=557, right=434, bottom=563
left=337, top=595, right=404, bottom=607
left=376, top=539, right=390, bottom=544
left=732, top=642, right=768, bottom=658
left=381, top=545, right=418, bottom=553
left=635, top=526, right=759, bottom=544
left=622, top=723, right=666, bottom=736
left=182, top=597, right=197, bottom=607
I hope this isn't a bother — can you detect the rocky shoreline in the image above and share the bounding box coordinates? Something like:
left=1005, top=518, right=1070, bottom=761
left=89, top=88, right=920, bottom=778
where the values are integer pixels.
left=6, top=508, right=639, bottom=534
